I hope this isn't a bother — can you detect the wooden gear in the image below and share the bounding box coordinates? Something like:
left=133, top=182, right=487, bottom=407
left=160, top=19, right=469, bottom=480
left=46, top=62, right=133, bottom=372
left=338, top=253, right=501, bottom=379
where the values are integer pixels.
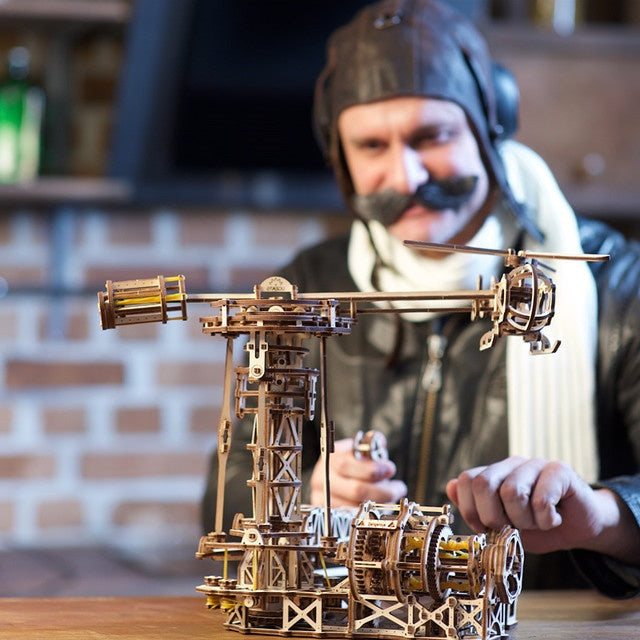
left=97, top=244, right=607, bottom=640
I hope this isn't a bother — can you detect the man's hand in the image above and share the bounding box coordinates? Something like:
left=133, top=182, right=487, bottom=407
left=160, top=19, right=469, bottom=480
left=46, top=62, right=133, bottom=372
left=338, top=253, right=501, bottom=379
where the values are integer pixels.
left=445, top=456, right=640, bottom=564
left=310, top=437, right=407, bottom=507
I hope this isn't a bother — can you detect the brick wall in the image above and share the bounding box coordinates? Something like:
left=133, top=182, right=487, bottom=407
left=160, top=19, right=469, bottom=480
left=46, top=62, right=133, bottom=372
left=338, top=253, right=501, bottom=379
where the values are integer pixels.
left=0, top=207, right=348, bottom=555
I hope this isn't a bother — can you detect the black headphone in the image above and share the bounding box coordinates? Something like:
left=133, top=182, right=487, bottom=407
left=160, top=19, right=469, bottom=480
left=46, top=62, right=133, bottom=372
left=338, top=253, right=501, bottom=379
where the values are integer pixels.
left=491, top=61, right=519, bottom=141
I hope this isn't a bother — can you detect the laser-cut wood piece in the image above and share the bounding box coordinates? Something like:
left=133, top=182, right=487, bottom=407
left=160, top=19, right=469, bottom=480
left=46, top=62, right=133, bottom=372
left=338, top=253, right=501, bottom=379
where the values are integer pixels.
left=97, top=244, right=608, bottom=639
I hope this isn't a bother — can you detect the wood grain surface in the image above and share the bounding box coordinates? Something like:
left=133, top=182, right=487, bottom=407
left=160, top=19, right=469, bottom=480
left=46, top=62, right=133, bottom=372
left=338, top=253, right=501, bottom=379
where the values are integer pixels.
left=1, top=590, right=639, bottom=639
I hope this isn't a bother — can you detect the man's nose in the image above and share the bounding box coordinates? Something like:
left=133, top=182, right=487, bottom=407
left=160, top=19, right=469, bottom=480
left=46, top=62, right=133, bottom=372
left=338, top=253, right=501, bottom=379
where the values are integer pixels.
left=388, top=146, right=429, bottom=194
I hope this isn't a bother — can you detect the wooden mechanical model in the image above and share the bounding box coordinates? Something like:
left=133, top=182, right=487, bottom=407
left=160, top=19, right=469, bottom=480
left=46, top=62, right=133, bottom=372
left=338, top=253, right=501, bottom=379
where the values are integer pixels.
left=97, top=242, right=608, bottom=640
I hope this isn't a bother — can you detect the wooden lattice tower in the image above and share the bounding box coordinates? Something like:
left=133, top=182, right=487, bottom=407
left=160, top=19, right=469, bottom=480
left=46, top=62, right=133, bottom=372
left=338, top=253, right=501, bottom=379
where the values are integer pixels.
left=198, top=276, right=354, bottom=594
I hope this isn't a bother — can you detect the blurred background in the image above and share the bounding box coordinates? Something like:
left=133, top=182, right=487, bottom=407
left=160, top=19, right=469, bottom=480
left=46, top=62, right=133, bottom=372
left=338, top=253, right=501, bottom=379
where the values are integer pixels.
left=0, top=0, right=638, bottom=595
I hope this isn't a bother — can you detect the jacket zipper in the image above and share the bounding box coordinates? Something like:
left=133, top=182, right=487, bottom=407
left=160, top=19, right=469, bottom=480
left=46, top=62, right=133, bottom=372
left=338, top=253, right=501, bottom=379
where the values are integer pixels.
left=413, top=332, right=447, bottom=505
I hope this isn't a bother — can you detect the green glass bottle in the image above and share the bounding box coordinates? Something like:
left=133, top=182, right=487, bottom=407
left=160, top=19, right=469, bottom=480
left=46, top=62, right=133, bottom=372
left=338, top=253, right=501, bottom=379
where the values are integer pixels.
left=0, top=47, right=45, bottom=183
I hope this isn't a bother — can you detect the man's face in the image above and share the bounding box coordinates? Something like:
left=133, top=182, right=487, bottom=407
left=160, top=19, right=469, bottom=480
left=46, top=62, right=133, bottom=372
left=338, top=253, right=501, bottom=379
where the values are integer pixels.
left=338, top=96, right=491, bottom=245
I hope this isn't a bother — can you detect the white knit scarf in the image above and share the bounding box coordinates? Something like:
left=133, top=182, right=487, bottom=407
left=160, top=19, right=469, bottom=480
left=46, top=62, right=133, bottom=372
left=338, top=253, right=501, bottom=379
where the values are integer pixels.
left=347, top=140, right=599, bottom=482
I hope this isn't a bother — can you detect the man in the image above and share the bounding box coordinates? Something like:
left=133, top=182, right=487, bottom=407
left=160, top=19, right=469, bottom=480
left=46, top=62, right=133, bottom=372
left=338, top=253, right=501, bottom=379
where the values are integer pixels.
left=203, top=0, right=640, bottom=596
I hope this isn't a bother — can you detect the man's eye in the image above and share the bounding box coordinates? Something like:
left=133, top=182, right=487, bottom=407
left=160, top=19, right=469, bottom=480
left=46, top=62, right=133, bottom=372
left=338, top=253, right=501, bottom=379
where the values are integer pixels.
left=415, top=128, right=456, bottom=148
left=359, top=139, right=385, bottom=151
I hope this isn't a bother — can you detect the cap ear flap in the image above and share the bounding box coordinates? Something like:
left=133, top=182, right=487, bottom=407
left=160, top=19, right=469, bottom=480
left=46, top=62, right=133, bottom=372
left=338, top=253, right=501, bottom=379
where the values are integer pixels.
left=312, top=50, right=336, bottom=162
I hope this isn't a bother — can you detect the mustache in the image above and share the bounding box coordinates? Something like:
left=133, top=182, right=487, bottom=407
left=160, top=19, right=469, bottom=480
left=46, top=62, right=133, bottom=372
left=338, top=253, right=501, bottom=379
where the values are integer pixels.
left=351, top=175, right=479, bottom=226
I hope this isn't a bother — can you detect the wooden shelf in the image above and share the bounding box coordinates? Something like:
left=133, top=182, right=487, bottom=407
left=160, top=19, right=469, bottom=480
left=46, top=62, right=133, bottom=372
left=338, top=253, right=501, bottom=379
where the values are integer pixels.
left=0, top=177, right=131, bottom=207
left=0, top=0, right=131, bottom=28
left=487, top=23, right=640, bottom=57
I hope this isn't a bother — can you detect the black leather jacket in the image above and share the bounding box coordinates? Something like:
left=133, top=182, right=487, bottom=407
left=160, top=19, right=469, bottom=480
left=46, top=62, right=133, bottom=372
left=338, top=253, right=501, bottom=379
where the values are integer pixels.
left=202, top=217, right=640, bottom=597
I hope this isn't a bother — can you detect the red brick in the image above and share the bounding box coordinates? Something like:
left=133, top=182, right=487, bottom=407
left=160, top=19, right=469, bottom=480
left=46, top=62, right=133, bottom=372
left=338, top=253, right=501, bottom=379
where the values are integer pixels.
left=37, top=500, right=84, bottom=528
left=115, top=322, right=159, bottom=341
left=0, top=212, right=48, bottom=246
left=248, top=213, right=348, bottom=247
left=42, top=407, right=86, bottom=434
left=39, top=309, right=89, bottom=341
left=107, top=213, right=152, bottom=244
left=113, top=501, right=199, bottom=526
left=66, top=310, right=90, bottom=340
left=81, top=452, right=208, bottom=479
left=5, top=360, right=124, bottom=388
left=30, top=213, right=50, bottom=243
left=228, top=266, right=275, bottom=292
left=250, top=213, right=304, bottom=246
left=156, top=361, right=223, bottom=387
left=0, top=455, right=55, bottom=479
left=0, top=310, right=17, bottom=340
left=0, top=502, right=13, bottom=531
left=2, top=266, right=47, bottom=288
left=116, top=407, right=161, bottom=434
left=180, top=210, right=227, bottom=246
left=190, top=405, right=221, bottom=434
left=0, top=405, right=12, bottom=433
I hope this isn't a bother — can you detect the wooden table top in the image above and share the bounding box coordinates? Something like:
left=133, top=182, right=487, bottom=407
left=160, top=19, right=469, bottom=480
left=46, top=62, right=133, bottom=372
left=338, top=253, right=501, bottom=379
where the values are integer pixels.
left=1, top=590, right=639, bottom=639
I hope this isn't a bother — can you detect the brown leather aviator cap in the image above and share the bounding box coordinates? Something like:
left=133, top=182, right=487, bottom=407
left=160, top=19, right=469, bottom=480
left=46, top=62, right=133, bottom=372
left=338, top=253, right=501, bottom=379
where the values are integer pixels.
left=313, top=0, right=541, bottom=239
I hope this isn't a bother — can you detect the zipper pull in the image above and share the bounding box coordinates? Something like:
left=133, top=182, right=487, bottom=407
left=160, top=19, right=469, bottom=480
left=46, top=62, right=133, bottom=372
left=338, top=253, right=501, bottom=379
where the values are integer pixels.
left=422, top=334, right=447, bottom=392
